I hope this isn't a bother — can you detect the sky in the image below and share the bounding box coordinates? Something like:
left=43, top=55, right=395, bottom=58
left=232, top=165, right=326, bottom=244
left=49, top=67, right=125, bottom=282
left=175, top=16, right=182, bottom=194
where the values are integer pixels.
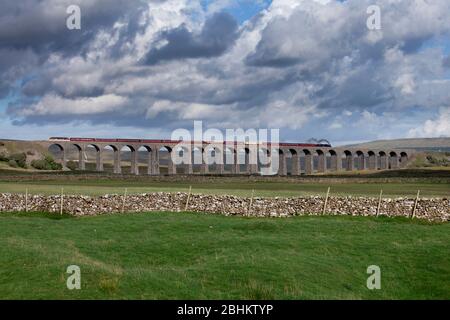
left=1, top=0, right=450, bottom=145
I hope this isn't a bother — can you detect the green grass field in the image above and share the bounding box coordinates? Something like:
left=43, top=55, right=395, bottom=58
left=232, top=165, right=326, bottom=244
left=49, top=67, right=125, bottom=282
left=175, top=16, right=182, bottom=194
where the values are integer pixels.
left=0, top=212, right=449, bottom=299
left=0, top=176, right=449, bottom=198
left=0, top=167, right=449, bottom=198
left=0, top=181, right=448, bottom=198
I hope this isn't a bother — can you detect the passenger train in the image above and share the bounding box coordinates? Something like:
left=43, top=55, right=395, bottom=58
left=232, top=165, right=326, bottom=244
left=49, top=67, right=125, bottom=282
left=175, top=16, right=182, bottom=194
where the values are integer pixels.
left=49, top=137, right=332, bottom=148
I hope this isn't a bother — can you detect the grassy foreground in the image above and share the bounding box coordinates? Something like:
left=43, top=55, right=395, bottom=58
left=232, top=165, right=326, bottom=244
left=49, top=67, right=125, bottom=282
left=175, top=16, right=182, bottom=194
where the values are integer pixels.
left=0, top=212, right=449, bottom=299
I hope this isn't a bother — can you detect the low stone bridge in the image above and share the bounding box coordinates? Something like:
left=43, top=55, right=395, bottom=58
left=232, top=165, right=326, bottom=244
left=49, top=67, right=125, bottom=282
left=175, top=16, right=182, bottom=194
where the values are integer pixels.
left=38, top=139, right=412, bottom=176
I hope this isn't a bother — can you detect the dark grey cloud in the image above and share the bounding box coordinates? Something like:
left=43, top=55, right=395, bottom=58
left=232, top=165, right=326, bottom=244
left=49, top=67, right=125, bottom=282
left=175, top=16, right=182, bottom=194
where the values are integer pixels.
left=444, top=55, right=450, bottom=68
left=246, top=0, right=450, bottom=69
left=0, top=48, right=39, bottom=97
left=0, top=0, right=143, bottom=53
left=143, top=12, right=238, bottom=65
left=245, top=5, right=367, bottom=68
left=315, top=64, right=393, bottom=111
left=0, top=0, right=148, bottom=99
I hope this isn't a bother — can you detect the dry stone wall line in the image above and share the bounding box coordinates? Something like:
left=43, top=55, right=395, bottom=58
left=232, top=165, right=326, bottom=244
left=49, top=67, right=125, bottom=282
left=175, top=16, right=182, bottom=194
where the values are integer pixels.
left=0, top=193, right=448, bottom=222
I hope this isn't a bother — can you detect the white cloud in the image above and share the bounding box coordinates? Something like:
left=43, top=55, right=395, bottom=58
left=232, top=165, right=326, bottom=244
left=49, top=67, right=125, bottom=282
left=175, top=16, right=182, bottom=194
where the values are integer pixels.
left=133, top=0, right=205, bottom=59
left=343, top=110, right=353, bottom=117
left=18, top=94, right=128, bottom=116
left=395, top=73, right=416, bottom=95
left=330, top=121, right=343, bottom=130
left=408, top=108, right=450, bottom=138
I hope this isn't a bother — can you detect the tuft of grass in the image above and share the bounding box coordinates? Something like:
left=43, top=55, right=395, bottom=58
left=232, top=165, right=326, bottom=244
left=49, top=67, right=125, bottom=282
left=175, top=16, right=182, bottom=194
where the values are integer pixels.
left=0, top=211, right=74, bottom=220
left=243, top=280, right=275, bottom=300
left=98, top=276, right=120, bottom=294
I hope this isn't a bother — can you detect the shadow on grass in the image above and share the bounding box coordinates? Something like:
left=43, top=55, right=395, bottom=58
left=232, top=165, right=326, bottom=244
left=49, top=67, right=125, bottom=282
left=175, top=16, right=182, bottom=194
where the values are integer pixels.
left=0, top=211, right=75, bottom=220
left=0, top=210, right=445, bottom=226
left=367, top=215, right=445, bottom=226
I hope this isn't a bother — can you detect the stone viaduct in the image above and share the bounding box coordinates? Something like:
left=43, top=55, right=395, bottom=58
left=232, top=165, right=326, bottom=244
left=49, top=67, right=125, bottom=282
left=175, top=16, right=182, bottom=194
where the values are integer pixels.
left=38, top=139, right=412, bottom=176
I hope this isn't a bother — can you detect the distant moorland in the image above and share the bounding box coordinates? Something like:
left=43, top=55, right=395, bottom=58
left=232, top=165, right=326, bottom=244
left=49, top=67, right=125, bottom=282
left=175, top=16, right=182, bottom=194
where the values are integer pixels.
left=342, top=137, right=450, bottom=152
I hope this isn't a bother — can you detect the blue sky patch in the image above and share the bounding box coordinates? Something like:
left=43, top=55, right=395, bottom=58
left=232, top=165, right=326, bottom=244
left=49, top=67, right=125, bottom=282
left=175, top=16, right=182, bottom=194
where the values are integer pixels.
left=201, top=0, right=272, bottom=23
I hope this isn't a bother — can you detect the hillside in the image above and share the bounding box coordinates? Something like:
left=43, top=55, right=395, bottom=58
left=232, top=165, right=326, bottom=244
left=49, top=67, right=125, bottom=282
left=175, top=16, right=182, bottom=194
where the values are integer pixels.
left=342, top=138, right=450, bottom=152
left=0, top=140, right=48, bottom=163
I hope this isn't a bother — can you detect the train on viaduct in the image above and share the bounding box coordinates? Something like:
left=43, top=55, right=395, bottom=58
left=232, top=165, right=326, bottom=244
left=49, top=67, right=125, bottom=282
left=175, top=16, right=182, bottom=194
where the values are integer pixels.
left=39, top=137, right=412, bottom=176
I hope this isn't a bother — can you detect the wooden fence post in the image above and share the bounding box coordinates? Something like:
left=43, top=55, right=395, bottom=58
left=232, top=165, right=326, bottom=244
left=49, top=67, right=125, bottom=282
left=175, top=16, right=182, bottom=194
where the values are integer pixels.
left=25, top=188, right=28, bottom=213
left=121, top=188, right=128, bottom=214
left=60, top=188, right=64, bottom=215
left=376, top=189, right=383, bottom=217
left=412, top=190, right=420, bottom=219
left=184, top=186, right=192, bottom=211
left=248, top=189, right=255, bottom=214
left=322, top=187, right=331, bottom=215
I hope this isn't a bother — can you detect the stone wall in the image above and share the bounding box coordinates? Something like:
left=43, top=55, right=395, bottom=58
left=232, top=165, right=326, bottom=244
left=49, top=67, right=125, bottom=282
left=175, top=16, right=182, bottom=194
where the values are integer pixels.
left=0, top=193, right=448, bottom=222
